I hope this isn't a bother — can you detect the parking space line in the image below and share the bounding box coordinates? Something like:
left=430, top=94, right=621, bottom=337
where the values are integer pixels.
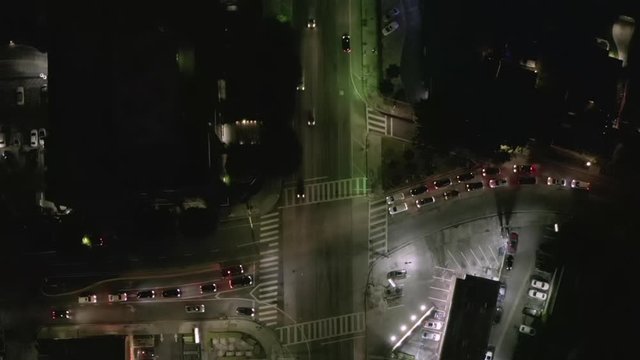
left=446, top=250, right=462, bottom=270
left=429, top=286, right=450, bottom=292
left=429, top=297, right=447, bottom=303
left=469, top=248, right=481, bottom=265
left=268, top=242, right=278, bottom=247
left=488, top=246, right=499, bottom=265
left=478, top=246, right=490, bottom=267
left=459, top=251, right=471, bottom=268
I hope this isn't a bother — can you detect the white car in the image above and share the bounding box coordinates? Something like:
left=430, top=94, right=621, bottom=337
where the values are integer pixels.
left=382, top=21, right=399, bottom=36
left=485, top=349, right=494, bottom=360
left=422, top=332, right=441, bottom=341
left=528, top=289, right=547, bottom=300
left=16, top=86, right=25, bottom=105
left=185, top=304, right=206, bottom=313
left=30, top=129, right=38, bottom=147
left=0, top=132, right=5, bottom=148
left=531, top=279, right=550, bottom=291
left=38, top=128, right=47, bottom=146
left=386, top=192, right=405, bottom=205
left=416, top=196, right=436, bottom=208
left=78, top=294, right=97, bottom=304
left=108, top=292, right=128, bottom=302
left=489, top=178, right=508, bottom=188
left=519, top=324, right=536, bottom=336
left=571, top=179, right=590, bottom=190
left=424, top=321, right=443, bottom=330
left=547, top=177, right=567, bottom=186
left=388, top=202, right=408, bottom=215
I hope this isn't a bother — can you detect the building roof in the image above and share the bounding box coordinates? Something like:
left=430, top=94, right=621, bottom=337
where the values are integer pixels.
left=0, top=42, right=47, bottom=79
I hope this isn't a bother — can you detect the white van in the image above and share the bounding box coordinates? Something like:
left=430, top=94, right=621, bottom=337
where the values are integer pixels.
left=570, top=179, right=590, bottom=190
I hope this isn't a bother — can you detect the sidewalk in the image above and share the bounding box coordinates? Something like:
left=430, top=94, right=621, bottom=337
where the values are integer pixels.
left=224, top=176, right=283, bottom=220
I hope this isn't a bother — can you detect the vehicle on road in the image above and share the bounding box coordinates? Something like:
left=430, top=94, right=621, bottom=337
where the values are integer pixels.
left=388, top=202, right=408, bottom=215
left=341, top=34, right=351, bottom=53
left=517, top=176, right=536, bottom=185
left=382, top=21, right=399, bottom=36
left=505, top=255, right=514, bottom=270
left=51, top=309, right=70, bottom=320
left=442, top=190, right=459, bottom=200
left=456, top=172, right=475, bottom=182
left=236, top=307, right=255, bottom=317
left=185, top=304, right=205, bottom=313
left=498, top=283, right=506, bottom=303
left=307, top=18, right=316, bottom=28
left=307, top=109, right=316, bottom=126
left=409, top=185, right=428, bottom=196
left=531, top=279, right=550, bottom=291
left=507, top=234, right=518, bottom=254
left=422, top=332, right=441, bottom=341
left=482, top=167, right=500, bottom=177
left=424, top=321, right=443, bottom=330
left=16, top=86, right=24, bottom=105
left=433, top=178, right=452, bottom=189
left=200, top=283, right=217, bottom=294
left=162, top=288, right=181, bottom=298
left=571, top=179, right=590, bottom=190
left=108, top=292, right=128, bottom=302
left=229, top=275, right=253, bottom=288
left=383, top=7, right=400, bottom=21
left=386, top=192, right=405, bottom=205
left=416, top=196, right=436, bottom=208
left=30, top=129, right=38, bottom=147
left=296, top=178, right=305, bottom=198
left=485, top=346, right=495, bottom=360
left=78, top=294, right=97, bottom=304
left=522, top=307, right=541, bottom=318
left=519, top=324, right=536, bottom=336
left=0, top=132, right=5, bottom=148
left=547, top=177, right=567, bottom=186
left=493, top=306, right=503, bottom=324
left=489, top=178, right=508, bottom=188
left=466, top=182, right=484, bottom=191
left=528, top=289, right=547, bottom=300
left=513, top=164, right=534, bottom=173
left=38, top=128, right=47, bottom=146
left=387, top=269, right=407, bottom=279
left=137, top=290, right=155, bottom=299
left=222, top=265, right=244, bottom=277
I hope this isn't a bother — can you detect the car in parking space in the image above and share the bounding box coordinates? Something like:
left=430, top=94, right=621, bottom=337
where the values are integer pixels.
left=416, top=196, right=436, bottom=208
left=387, top=269, right=407, bottom=279
left=229, top=275, right=253, bottom=288
left=422, top=332, right=441, bottom=341
left=505, top=255, right=514, bottom=270
left=296, top=178, right=305, bottom=198
left=522, top=307, right=541, bottom=318
left=513, top=164, right=534, bottom=173
left=383, top=7, right=400, bottom=21
left=30, top=129, right=38, bottom=147
left=38, top=128, right=47, bottom=146
left=517, top=177, right=536, bottom=185
left=162, top=288, right=181, bottom=298
left=185, top=304, right=205, bottom=313
left=528, top=289, right=547, bottom=300
left=498, top=283, right=506, bottom=303
left=424, top=320, right=443, bottom=330
left=222, top=265, right=244, bottom=277
left=51, top=309, right=71, bottom=320
left=341, top=33, right=351, bottom=53
left=531, top=279, right=550, bottom=291
left=432, top=310, right=446, bottom=320
left=200, top=283, right=217, bottom=294
left=409, top=185, right=428, bottom=196
left=547, top=177, right=567, bottom=186
left=137, top=290, right=155, bottom=299
left=493, top=306, right=503, bottom=324
left=16, top=86, right=25, bottom=105
left=482, top=167, right=500, bottom=177
left=519, top=324, right=536, bottom=336
left=236, top=307, right=255, bottom=317
left=485, top=346, right=495, bottom=360
left=307, top=18, right=316, bottom=28
left=0, top=132, right=5, bottom=148
left=388, top=202, right=408, bottom=215
left=466, top=182, right=484, bottom=191
left=571, top=179, right=590, bottom=190
left=78, top=294, right=97, bottom=304
left=507, top=232, right=518, bottom=254
left=386, top=192, right=405, bottom=205
left=456, top=172, right=475, bottom=182
left=382, top=21, right=399, bottom=36
left=489, top=178, right=508, bottom=188
left=108, top=292, right=128, bottom=302
left=433, top=178, right=452, bottom=189
left=442, top=190, right=459, bottom=200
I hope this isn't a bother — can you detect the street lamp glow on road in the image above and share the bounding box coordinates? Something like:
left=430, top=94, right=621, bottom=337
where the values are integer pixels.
left=410, top=314, right=417, bottom=321
left=400, top=325, right=407, bottom=331
left=390, top=335, right=397, bottom=342
left=420, top=304, right=427, bottom=311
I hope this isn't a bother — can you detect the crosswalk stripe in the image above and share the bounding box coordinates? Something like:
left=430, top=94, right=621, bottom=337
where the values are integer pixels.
left=261, top=255, right=279, bottom=262
left=261, top=248, right=279, bottom=255
left=261, top=224, right=279, bottom=231
left=260, top=285, right=278, bottom=292
left=260, top=261, right=279, bottom=268
left=260, top=273, right=278, bottom=279
left=260, top=291, right=278, bottom=298
left=260, top=279, right=278, bottom=286
left=268, top=242, right=279, bottom=247
left=261, top=230, right=279, bottom=238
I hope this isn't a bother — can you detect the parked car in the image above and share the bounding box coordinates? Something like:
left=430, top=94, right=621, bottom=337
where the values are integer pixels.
left=519, top=324, right=536, bottom=336
left=383, top=7, right=400, bottom=21
left=547, top=177, right=567, bottom=186
left=422, top=332, right=441, bottom=341
left=386, top=192, right=405, bottom=205
left=108, top=292, right=128, bottom=302
left=531, top=279, right=550, bottom=291
left=382, top=21, right=400, bottom=36
left=341, top=33, right=351, bottom=53
left=38, top=128, right=47, bottom=146
left=571, top=179, right=590, bottom=190
left=456, top=172, right=475, bottom=182
left=424, top=321, right=443, bottom=330
left=528, top=289, right=547, bottom=300
left=388, top=202, right=408, bottom=215
left=229, top=275, right=253, bottom=288
left=522, top=307, right=541, bottom=318
left=162, top=288, right=181, bottom=298
left=513, top=164, right=534, bottom=173
left=236, top=307, right=255, bottom=317
left=493, top=306, right=503, bottom=324
left=0, top=132, right=5, bottom=148
left=78, top=294, right=97, bottom=304
left=517, top=177, right=536, bottom=185
left=505, top=255, right=514, bottom=270
left=466, top=182, right=484, bottom=191
left=498, top=283, right=506, bottom=303
left=185, top=304, right=206, bottom=313
left=442, top=190, right=459, bottom=200
left=416, top=196, right=436, bottom=208
left=482, top=167, right=500, bottom=177
left=221, top=265, right=244, bottom=277
left=296, top=178, right=305, bottom=198
left=387, top=269, right=407, bottom=279
left=432, top=310, right=446, bottom=320
left=137, top=290, right=155, bottom=299
left=485, top=346, right=495, bottom=360
left=200, top=283, right=217, bottom=294
left=409, top=185, right=428, bottom=196
left=433, top=178, right=452, bottom=189
left=489, top=178, right=508, bottom=188
left=51, top=309, right=70, bottom=320
left=16, top=86, right=25, bottom=106
left=30, top=129, right=38, bottom=147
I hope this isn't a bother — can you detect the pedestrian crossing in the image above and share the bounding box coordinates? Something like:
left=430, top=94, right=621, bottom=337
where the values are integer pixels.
left=282, top=178, right=369, bottom=207
left=366, top=106, right=388, bottom=135
left=257, top=212, right=281, bottom=327
left=275, top=312, right=365, bottom=346
left=368, top=198, right=388, bottom=264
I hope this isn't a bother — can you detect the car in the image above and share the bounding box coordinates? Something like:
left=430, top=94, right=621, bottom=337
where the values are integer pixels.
left=108, top=292, right=128, bottom=302
left=519, top=324, right=536, bottom=336
left=422, top=332, right=441, bottom=341
left=16, top=86, right=24, bottom=105
left=424, top=321, right=443, bottom=330
left=522, top=307, right=541, bottom=318
left=51, top=309, right=70, bottom=320
left=221, top=265, right=244, bottom=277
left=382, top=21, right=399, bottom=36
left=307, top=18, right=316, bottom=28
left=485, top=346, right=495, bottom=360
left=307, top=109, right=316, bottom=126
left=386, top=192, right=405, bottom=205
left=162, top=288, right=181, bottom=298
left=185, top=304, right=205, bottom=313
left=493, top=306, right=503, bottom=324
left=547, top=177, right=567, bottom=186
left=229, top=274, right=253, bottom=288
left=442, top=190, right=459, bottom=200
left=388, top=202, right=408, bottom=215
left=466, top=182, right=484, bottom=191
left=482, top=167, right=500, bottom=177
left=433, top=178, right=452, bottom=189
left=531, top=279, right=550, bottom=291
left=383, top=7, right=400, bottom=21
left=507, top=233, right=518, bottom=254
left=200, top=283, right=217, bottom=294
left=296, top=178, right=305, bottom=198
left=409, top=185, right=428, bottom=196
left=498, top=283, right=506, bottom=303
left=513, top=164, right=534, bottom=173
left=517, top=177, right=536, bottom=185
left=489, top=178, right=508, bottom=188
left=387, top=269, right=407, bottom=279
left=38, top=128, right=47, bottom=146
left=505, top=255, right=514, bottom=270
left=528, top=289, right=547, bottom=300
left=571, top=179, right=590, bottom=190
left=456, top=172, right=475, bottom=182
left=416, top=196, right=436, bottom=208
left=78, top=294, right=97, bottom=304
left=341, top=33, right=351, bottom=53
left=30, top=129, right=38, bottom=147
left=136, top=348, right=156, bottom=360
left=11, top=132, right=21, bottom=147
left=0, top=132, right=5, bottom=148
left=432, top=310, right=446, bottom=320
left=236, top=307, right=255, bottom=317
left=137, top=290, right=155, bottom=299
